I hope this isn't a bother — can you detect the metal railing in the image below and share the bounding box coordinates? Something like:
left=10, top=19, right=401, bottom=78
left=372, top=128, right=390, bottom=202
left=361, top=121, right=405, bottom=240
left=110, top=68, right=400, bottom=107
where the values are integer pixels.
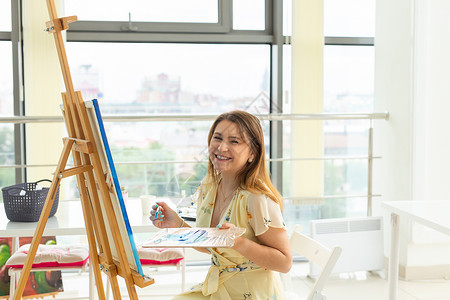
left=0, top=112, right=388, bottom=123
left=0, top=112, right=389, bottom=215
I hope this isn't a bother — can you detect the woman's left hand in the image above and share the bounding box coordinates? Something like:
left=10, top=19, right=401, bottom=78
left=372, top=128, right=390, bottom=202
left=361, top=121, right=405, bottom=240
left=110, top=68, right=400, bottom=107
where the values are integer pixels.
left=217, top=222, right=243, bottom=248
left=217, top=222, right=235, bottom=229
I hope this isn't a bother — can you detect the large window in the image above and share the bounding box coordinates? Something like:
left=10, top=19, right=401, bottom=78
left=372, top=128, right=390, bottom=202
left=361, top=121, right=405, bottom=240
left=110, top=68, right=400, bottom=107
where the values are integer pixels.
left=4, top=1, right=378, bottom=229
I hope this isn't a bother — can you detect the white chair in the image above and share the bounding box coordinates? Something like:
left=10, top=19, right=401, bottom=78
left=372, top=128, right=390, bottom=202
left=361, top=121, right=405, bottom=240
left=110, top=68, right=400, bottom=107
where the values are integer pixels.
left=289, top=225, right=342, bottom=300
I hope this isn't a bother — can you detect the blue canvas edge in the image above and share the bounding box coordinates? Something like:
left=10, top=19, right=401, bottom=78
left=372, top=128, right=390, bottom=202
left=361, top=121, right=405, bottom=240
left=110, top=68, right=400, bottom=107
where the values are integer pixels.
left=91, top=99, right=144, bottom=277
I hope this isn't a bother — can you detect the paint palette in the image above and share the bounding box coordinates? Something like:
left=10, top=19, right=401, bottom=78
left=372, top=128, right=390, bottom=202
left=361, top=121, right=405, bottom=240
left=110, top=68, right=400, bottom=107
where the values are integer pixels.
left=142, top=227, right=246, bottom=248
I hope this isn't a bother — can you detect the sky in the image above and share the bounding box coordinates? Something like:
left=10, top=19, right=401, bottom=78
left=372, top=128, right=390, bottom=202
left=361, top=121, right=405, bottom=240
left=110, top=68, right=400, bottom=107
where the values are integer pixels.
left=66, top=42, right=270, bottom=103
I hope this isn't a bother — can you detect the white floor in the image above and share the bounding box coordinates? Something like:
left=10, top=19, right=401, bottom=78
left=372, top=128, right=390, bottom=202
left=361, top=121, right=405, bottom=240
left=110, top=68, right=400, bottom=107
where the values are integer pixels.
left=42, top=262, right=450, bottom=300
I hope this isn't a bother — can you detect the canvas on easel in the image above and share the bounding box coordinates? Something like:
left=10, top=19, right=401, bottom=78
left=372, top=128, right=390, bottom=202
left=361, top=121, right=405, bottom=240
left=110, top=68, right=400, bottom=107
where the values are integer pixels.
left=59, top=99, right=145, bottom=277
left=84, top=99, right=144, bottom=276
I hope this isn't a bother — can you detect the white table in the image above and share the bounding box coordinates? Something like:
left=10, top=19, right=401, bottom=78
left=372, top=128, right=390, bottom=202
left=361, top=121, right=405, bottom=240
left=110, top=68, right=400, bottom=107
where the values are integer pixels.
left=382, top=200, right=450, bottom=300
left=0, top=198, right=158, bottom=253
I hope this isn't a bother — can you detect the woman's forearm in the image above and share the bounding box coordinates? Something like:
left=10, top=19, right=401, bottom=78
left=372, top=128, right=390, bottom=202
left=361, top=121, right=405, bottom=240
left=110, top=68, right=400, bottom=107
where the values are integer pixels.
left=232, top=236, right=292, bottom=273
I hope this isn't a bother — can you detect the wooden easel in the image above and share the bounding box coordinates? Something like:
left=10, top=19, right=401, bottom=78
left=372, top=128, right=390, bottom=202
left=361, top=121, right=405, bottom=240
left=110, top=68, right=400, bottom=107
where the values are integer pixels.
left=11, top=0, right=154, bottom=299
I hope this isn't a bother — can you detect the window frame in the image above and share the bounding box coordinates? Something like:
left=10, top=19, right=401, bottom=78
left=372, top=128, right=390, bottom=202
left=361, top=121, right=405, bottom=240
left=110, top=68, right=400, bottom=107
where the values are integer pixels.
left=0, top=32, right=11, bottom=40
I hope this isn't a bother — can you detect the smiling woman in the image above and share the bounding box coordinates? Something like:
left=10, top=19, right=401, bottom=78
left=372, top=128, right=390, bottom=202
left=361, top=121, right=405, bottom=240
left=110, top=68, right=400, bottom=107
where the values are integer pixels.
left=209, top=120, right=254, bottom=176
left=150, top=110, right=291, bottom=300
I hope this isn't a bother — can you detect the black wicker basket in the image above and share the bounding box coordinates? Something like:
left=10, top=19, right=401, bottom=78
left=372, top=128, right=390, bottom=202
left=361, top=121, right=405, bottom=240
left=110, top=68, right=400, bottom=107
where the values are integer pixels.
left=1, top=179, right=59, bottom=222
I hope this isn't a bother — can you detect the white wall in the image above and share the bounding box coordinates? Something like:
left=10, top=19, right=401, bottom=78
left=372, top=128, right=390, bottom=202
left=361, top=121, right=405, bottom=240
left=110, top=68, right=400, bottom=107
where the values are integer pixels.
left=374, top=0, right=450, bottom=279
left=416, top=1, right=450, bottom=199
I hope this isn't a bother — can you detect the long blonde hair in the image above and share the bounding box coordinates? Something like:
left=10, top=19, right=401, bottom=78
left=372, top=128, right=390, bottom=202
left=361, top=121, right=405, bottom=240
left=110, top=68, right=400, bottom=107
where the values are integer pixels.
left=206, top=110, right=283, bottom=208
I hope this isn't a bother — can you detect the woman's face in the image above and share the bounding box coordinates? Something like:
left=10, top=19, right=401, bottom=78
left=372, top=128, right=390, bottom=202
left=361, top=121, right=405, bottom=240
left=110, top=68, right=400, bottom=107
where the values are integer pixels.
left=209, top=120, right=253, bottom=177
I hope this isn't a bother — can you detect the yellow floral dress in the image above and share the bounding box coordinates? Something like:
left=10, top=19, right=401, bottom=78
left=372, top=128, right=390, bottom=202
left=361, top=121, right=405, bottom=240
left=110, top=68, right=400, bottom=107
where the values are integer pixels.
left=172, top=181, right=286, bottom=300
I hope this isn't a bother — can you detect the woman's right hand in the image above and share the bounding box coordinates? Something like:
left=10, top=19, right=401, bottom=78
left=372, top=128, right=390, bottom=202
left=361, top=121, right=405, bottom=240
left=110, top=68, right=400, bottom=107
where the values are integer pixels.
left=149, top=201, right=183, bottom=228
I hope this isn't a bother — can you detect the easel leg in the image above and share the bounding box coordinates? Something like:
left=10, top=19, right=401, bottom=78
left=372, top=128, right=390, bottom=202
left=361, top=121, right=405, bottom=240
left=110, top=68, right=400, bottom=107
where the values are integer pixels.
left=89, top=245, right=107, bottom=300
left=83, top=166, right=124, bottom=299
left=106, top=277, right=111, bottom=300
left=74, top=168, right=107, bottom=300
left=108, top=275, right=122, bottom=300
left=89, top=262, right=95, bottom=300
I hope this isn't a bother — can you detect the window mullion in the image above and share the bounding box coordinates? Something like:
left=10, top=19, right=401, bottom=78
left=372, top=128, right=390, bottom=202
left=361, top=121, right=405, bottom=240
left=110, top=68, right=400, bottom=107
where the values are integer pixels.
left=218, top=0, right=232, bottom=31
left=11, top=0, right=26, bottom=182
left=270, top=0, right=283, bottom=193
